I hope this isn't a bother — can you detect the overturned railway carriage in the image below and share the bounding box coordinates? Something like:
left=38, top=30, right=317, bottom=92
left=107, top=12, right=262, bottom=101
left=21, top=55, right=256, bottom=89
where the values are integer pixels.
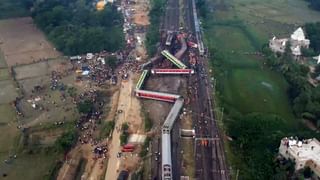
left=135, top=43, right=191, bottom=179
left=166, top=31, right=174, bottom=46
left=136, top=70, right=148, bottom=90
left=151, top=69, right=194, bottom=74
left=135, top=89, right=181, bottom=103
left=161, top=50, right=187, bottom=69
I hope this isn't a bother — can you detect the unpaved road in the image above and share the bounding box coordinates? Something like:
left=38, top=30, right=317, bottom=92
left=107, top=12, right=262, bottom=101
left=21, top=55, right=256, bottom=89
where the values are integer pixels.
left=105, top=74, right=143, bottom=180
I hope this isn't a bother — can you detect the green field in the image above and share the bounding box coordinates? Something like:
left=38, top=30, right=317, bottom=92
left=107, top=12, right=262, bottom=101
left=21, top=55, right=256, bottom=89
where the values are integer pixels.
left=203, top=0, right=320, bottom=178
left=206, top=25, right=295, bottom=122
left=1, top=151, right=59, bottom=180
left=205, top=0, right=320, bottom=122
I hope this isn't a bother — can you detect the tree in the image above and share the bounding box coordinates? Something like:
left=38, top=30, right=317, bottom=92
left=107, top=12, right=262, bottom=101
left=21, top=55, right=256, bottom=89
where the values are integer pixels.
left=305, top=0, right=320, bottom=11
left=107, top=56, right=117, bottom=69
left=100, top=121, right=115, bottom=138
left=314, top=64, right=320, bottom=74
left=55, top=130, right=77, bottom=152
left=31, top=0, right=124, bottom=55
left=303, top=167, right=312, bottom=178
left=228, top=113, right=287, bottom=179
left=305, top=22, right=320, bottom=53
left=77, top=100, right=93, bottom=114
left=120, top=123, right=129, bottom=145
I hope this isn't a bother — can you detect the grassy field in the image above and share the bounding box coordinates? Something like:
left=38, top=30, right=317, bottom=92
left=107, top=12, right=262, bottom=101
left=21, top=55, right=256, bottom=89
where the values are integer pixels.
left=203, top=0, right=320, bottom=178
left=0, top=19, right=68, bottom=179
left=205, top=0, right=320, bottom=121
left=1, top=151, right=59, bottom=180
left=206, top=25, right=295, bottom=122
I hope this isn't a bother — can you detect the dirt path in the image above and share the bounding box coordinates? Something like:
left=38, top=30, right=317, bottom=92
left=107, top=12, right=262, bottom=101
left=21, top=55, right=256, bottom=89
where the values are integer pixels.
left=85, top=91, right=120, bottom=180
left=57, top=147, right=82, bottom=180
left=132, top=0, right=150, bottom=26
left=105, top=74, right=143, bottom=180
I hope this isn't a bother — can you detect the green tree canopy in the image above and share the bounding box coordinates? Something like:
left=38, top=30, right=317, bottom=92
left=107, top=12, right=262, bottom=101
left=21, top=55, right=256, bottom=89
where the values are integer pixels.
left=31, top=0, right=124, bottom=55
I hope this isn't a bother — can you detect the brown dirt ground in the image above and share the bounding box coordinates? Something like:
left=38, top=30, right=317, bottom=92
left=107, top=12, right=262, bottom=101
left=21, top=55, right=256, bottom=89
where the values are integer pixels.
left=133, top=13, right=150, bottom=26
left=104, top=73, right=143, bottom=180
left=143, top=76, right=185, bottom=128
left=0, top=17, right=60, bottom=67
left=132, top=0, right=150, bottom=26
left=57, top=146, right=83, bottom=180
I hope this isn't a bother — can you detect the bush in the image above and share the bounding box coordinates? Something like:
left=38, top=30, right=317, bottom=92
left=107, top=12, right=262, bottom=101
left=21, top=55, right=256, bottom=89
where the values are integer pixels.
left=145, top=0, right=166, bottom=56
left=120, top=133, right=128, bottom=145
left=55, top=130, right=77, bottom=152
left=120, top=123, right=129, bottom=145
left=100, top=121, right=115, bottom=138
left=144, top=116, right=153, bottom=131
left=139, top=137, right=151, bottom=157
left=77, top=100, right=93, bottom=114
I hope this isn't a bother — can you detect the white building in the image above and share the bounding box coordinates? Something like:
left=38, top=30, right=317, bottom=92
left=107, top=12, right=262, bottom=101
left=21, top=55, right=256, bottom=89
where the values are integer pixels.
left=269, top=27, right=310, bottom=57
left=313, top=55, right=320, bottom=64
left=279, top=137, right=320, bottom=177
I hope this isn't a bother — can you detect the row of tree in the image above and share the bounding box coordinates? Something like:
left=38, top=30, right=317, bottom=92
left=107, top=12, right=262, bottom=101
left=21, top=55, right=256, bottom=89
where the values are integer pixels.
left=145, top=0, right=166, bottom=56
left=305, top=22, right=320, bottom=54
left=31, top=0, right=124, bottom=55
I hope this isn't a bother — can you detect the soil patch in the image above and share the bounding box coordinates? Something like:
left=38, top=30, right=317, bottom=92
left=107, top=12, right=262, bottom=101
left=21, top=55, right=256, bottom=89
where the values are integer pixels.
left=0, top=17, right=60, bottom=67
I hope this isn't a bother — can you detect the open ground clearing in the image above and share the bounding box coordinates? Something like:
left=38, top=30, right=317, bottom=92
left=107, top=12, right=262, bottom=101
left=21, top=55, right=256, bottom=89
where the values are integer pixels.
left=12, top=59, right=77, bottom=126
left=0, top=17, right=60, bottom=67
left=132, top=0, right=150, bottom=26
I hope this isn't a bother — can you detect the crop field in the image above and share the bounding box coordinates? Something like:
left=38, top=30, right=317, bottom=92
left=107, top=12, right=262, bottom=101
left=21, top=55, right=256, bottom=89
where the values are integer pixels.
left=0, top=79, right=18, bottom=105
left=0, top=18, right=70, bottom=179
left=14, top=59, right=70, bottom=80
left=0, top=17, right=60, bottom=67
